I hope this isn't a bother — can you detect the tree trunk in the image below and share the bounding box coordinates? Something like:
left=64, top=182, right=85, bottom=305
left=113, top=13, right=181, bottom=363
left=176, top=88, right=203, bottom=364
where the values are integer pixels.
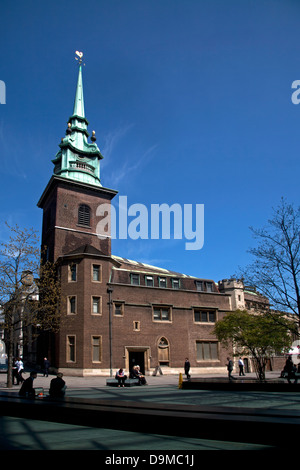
left=253, top=355, right=266, bottom=382
left=6, top=330, right=13, bottom=388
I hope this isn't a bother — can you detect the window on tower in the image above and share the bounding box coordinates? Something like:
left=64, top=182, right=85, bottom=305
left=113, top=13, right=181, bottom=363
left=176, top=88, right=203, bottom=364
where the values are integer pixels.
left=92, top=264, right=101, bottom=282
left=68, top=296, right=77, bottom=314
left=68, top=263, right=77, bottom=282
left=92, top=296, right=102, bottom=314
left=67, top=336, right=76, bottom=362
left=78, top=204, right=91, bottom=226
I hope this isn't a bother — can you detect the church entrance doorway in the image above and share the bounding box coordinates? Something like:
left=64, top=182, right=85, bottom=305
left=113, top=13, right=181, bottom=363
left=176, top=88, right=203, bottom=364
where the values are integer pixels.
left=125, top=346, right=150, bottom=375
left=129, top=351, right=145, bottom=374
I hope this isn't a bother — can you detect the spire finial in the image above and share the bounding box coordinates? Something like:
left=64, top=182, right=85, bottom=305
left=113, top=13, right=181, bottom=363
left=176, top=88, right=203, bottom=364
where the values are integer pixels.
left=75, top=50, right=84, bottom=66
left=72, top=53, right=85, bottom=118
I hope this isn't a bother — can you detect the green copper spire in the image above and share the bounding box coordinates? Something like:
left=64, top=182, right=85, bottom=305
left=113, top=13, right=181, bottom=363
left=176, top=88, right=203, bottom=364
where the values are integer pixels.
left=72, top=63, right=85, bottom=118
left=52, top=52, right=103, bottom=187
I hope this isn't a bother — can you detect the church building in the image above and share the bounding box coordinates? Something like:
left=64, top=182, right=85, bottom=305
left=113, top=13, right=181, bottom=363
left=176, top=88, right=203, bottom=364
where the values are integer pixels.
left=37, top=56, right=235, bottom=376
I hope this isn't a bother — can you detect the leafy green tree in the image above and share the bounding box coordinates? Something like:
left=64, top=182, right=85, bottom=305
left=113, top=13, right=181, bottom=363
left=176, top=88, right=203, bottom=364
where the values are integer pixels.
left=214, top=310, right=293, bottom=380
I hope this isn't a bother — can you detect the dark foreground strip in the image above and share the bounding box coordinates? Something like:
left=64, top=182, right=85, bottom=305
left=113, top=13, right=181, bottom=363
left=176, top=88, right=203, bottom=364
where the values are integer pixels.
left=0, top=391, right=298, bottom=449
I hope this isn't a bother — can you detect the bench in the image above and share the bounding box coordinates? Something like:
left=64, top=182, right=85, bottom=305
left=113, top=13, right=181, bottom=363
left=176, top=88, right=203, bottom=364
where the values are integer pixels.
left=106, top=378, right=140, bottom=387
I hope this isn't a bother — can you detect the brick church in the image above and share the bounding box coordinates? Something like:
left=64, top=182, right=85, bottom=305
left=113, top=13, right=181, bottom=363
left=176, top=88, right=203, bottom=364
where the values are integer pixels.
left=36, top=57, right=243, bottom=377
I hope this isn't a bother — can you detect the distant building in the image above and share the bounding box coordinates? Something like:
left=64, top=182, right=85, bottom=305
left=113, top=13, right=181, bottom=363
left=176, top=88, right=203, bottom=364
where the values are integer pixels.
left=218, top=279, right=289, bottom=372
left=218, top=279, right=270, bottom=312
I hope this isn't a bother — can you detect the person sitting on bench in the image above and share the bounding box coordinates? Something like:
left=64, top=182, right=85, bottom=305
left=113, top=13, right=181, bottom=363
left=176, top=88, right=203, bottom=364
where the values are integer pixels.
left=131, top=365, right=147, bottom=385
left=19, top=371, right=37, bottom=398
left=49, top=372, right=67, bottom=398
left=116, top=368, right=127, bottom=387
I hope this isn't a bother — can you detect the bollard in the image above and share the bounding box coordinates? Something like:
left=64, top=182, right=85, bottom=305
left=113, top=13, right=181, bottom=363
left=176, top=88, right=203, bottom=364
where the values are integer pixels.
left=178, top=372, right=183, bottom=389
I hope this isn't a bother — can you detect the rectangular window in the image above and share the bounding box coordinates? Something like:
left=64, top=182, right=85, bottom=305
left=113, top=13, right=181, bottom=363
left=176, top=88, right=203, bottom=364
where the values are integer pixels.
left=206, top=282, right=213, bottom=292
left=68, top=296, right=76, bottom=314
left=196, top=341, right=218, bottom=361
left=194, top=310, right=201, bottom=322
left=201, top=311, right=208, bottom=322
left=114, top=302, right=124, bottom=316
left=158, top=277, right=167, bottom=288
left=92, top=296, right=101, bottom=314
left=194, top=309, right=216, bottom=323
left=130, top=273, right=140, bottom=285
left=153, top=306, right=171, bottom=322
left=69, top=263, right=77, bottom=282
left=145, top=275, right=154, bottom=287
left=78, top=204, right=90, bottom=226
left=92, top=264, right=101, bottom=282
left=67, top=335, right=76, bottom=362
left=209, top=311, right=216, bottom=322
left=195, top=281, right=204, bottom=291
left=92, top=336, right=102, bottom=362
left=171, top=278, right=180, bottom=289
left=133, top=321, right=140, bottom=331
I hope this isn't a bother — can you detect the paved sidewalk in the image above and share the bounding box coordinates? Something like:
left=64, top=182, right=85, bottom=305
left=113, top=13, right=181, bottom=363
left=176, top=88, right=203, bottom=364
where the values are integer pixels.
left=0, top=370, right=180, bottom=390
left=0, top=370, right=298, bottom=451
left=2, top=370, right=300, bottom=411
left=0, top=369, right=285, bottom=389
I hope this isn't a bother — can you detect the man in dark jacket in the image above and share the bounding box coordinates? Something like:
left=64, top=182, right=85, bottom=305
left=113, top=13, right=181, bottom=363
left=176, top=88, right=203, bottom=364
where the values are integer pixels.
left=19, top=372, right=37, bottom=397
left=184, top=358, right=191, bottom=379
left=227, top=357, right=234, bottom=380
left=43, top=357, right=50, bottom=377
left=285, top=356, right=296, bottom=384
left=49, top=373, right=66, bottom=398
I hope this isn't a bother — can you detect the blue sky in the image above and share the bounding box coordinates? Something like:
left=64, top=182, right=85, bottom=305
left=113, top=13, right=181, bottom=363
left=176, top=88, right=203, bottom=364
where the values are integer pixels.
left=1, top=0, right=300, bottom=282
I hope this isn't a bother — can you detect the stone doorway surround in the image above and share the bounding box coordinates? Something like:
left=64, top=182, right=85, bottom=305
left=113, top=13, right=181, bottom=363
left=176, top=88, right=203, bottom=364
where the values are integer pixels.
left=124, top=346, right=151, bottom=375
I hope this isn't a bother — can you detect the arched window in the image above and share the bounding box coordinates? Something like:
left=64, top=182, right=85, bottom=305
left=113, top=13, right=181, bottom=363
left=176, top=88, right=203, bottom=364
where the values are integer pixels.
left=78, top=204, right=90, bottom=226
left=158, top=337, right=170, bottom=366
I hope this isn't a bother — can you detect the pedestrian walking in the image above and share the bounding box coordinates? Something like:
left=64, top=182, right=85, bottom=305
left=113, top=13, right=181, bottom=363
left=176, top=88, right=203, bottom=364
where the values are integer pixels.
left=184, top=358, right=191, bottom=379
left=238, top=357, right=246, bottom=376
left=227, top=357, right=235, bottom=380
left=16, top=357, right=24, bottom=383
left=43, top=357, right=50, bottom=377
left=285, top=355, right=296, bottom=384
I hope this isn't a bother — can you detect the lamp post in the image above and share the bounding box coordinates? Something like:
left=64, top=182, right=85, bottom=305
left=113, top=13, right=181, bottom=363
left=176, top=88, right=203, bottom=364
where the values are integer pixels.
left=107, top=286, right=113, bottom=377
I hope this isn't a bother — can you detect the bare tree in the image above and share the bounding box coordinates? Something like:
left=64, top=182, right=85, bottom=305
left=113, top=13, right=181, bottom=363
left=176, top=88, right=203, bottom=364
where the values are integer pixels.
left=0, top=223, right=61, bottom=387
left=240, top=199, right=300, bottom=335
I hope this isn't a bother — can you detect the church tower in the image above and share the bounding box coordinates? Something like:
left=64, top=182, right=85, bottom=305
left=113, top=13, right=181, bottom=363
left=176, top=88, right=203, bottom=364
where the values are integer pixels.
left=37, top=53, right=119, bottom=374
left=38, top=53, right=118, bottom=261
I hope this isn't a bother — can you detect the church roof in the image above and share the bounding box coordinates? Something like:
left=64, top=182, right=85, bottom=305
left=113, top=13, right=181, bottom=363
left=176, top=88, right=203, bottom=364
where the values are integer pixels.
left=111, top=255, right=211, bottom=280
left=66, top=244, right=104, bottom=256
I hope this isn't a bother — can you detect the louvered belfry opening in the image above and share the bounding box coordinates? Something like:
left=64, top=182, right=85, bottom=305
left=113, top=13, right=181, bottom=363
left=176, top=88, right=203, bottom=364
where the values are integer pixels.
left=78, top=204, right=90, bottom=226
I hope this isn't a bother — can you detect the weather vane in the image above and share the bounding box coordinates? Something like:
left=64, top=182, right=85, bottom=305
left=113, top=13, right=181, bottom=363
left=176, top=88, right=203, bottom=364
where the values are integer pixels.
left=75, top=51, right=84, bottom=66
